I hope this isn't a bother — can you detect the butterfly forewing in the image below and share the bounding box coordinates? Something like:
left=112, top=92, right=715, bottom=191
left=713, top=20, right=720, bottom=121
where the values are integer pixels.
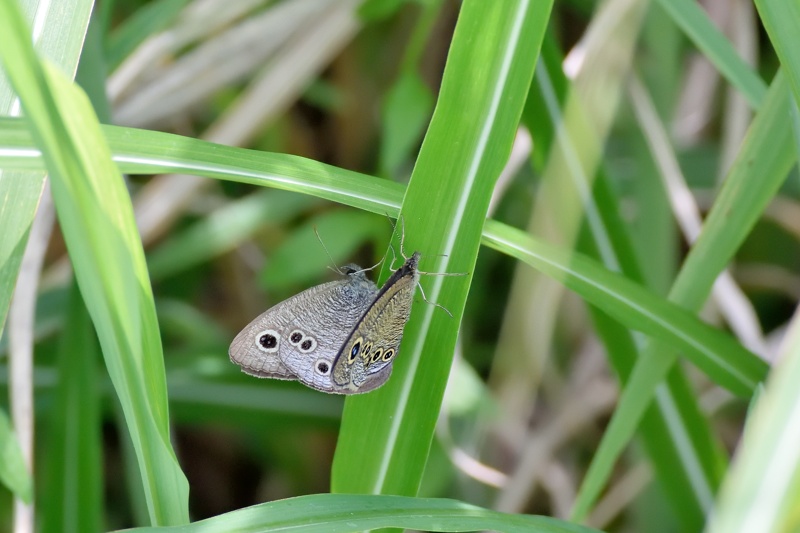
left=228, top=290, right=322, bottom=380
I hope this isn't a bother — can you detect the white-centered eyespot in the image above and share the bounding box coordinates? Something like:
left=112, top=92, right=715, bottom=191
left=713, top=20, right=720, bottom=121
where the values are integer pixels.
left=298, top=336, right=317, bottom=353
left=256, top=329, right=280, bottom=353
left=288, top=329, right=305, bottom=346
left=314, top=359, right=331, bottom=375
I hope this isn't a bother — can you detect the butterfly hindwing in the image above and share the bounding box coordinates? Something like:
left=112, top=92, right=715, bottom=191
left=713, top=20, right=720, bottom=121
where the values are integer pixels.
left=332, top=253, right=420, bottom=392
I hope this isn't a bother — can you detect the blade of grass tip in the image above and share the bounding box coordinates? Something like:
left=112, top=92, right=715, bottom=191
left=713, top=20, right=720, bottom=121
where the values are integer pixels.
left=332, top=0, right=553, bottom=501
left=0, top=0, right=189, bottom=525
left=571, top=70, right=794, bottom=522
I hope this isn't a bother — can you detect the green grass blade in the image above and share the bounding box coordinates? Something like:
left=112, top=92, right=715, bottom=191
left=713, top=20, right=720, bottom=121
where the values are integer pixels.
left=0, top=0, right=189, bottom=524
left=655, top=0, right=767, bottom=107
left=706, top=311, right=800, bottom=532
left=571, top=70, right=795, bottom=522
left=483, top=221, right=766, bottom=396
left=0, top=168, right=43, bottom=340
left=123, top=494, right=602, bottom=533
left=331, top=0, right=553, bottom=498
left=40, top=283, right=102, bottom=533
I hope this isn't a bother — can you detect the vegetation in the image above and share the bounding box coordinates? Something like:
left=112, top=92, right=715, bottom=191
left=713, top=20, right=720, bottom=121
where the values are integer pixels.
left=0, top=0, right=798, bottom=531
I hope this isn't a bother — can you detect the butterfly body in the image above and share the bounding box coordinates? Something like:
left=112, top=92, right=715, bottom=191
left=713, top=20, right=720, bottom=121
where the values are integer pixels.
left=229, top=252, right=421, bottom=394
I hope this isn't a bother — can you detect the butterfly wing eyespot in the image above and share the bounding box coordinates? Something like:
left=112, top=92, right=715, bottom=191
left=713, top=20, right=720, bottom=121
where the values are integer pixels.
left=256, top=329, right=281, bottom=353
left=348, top=337, right=363, bottom=363
left=381, top=348, right=395, bottom=362
left=361, top=341, right=373, bottom=361
left=298, top=336, right=317, bottom=353
left=370, top=348, right=383, bottom=364
left=289, top=330, right=304, bottom=345
left=315, top=359, right=331, bottom=375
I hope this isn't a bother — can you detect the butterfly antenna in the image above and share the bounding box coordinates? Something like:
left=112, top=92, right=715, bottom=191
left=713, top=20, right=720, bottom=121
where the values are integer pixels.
left=382, top=212, right=409, bottom=265
left=313, top=226, right=344, bottom=275
left=387, top=243, right=400, bottom=270
left=416, top=281, right=454, bottom=318
left=397, top=214, right=410, bottom=260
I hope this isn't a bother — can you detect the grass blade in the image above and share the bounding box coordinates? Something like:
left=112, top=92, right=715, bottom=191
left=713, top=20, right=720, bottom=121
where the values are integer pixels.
left=0, top=0, right=189, bottom=524
left=331, top=0, right=553, bottom=498
left=0, top=0, right=92, bottom=336
left=124, top=494, right=602, bottom=533
left=755, top=0, right=800, bottom=109
left=0, top=119, right=769, bottom=395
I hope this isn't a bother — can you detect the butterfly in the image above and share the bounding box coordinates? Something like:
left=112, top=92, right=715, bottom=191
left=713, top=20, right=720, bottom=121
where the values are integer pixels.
left=229, top=252, right=420, bottom=394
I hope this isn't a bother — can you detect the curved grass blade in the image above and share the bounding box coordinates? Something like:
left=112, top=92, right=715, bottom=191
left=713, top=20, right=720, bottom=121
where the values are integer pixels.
left=123, top=494, right=602, bottom=533
left=483, top=221, right=766, bottom=396
left=0, top=119, right=767, bottom=395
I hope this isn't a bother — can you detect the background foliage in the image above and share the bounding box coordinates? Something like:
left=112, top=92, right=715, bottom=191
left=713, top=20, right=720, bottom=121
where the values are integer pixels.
left=0, top=0, right=799, bottom=531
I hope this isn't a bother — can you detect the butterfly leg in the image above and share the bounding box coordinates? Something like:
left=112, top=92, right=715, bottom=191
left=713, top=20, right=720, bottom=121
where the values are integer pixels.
left=415, top=280, right=454, bottom=318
